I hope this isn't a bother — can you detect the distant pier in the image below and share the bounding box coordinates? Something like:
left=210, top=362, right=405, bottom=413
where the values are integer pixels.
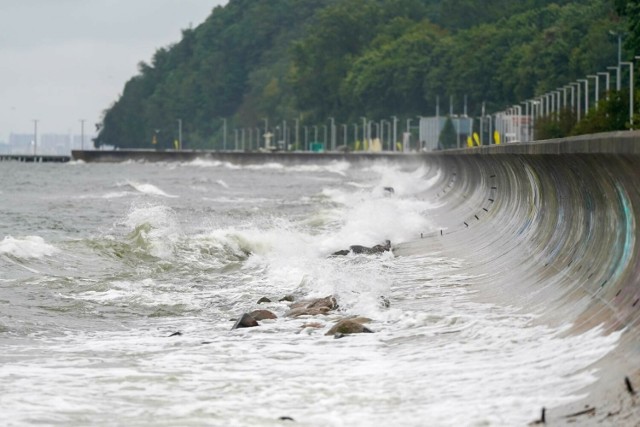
left=0, top=154, right=71, bottom=163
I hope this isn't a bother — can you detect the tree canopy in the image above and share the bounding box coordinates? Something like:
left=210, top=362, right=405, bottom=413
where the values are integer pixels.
left=94, top=0, right=635, bottom=149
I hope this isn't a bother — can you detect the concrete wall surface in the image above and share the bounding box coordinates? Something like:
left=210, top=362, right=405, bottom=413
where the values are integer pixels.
left=396, top=139, right=640, bottom=424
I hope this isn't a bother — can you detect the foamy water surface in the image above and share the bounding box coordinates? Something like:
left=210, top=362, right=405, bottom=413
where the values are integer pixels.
left=0, top=159, right=620, bottom=426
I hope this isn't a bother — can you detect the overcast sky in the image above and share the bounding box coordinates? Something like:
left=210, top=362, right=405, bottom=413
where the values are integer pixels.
left=0, top=0, right=227, bottom=142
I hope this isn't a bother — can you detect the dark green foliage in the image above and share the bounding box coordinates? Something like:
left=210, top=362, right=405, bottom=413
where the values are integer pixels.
left=439, top=117, right=458, bottom=149
left=534, top=108, right=577, bottom=140
left=614, top=0, right=640, bottom=53
left=571, top=90, right=634, bottom=134
left=94, top=0, right=631, bottom=149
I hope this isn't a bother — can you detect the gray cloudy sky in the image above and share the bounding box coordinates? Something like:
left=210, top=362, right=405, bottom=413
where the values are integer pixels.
left=0, top=0, right=227, bottom=141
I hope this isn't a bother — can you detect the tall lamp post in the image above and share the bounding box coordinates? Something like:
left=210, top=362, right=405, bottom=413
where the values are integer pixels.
left=222, top=118, right=227, bottom=150
left=610, top=30, right=623, bottom=89
left=588, top=75, right=599, bottom=109
left=79, top=119, right=85, bottom=150
left=391, top=116, right=398, bottom=151
left=263, top=118, right=269, bottom=149
left=621, top=61, right=634, bottom=129
left=571, top=82, right=581, bottom=121
left=328, top=117, right=335, bottom=151
left=177, top=119, right=182, bottom=150
left=598, top=71, right=611, bottom=99
left=578, top=79, right=589, bottom=114
left=33, top=119, right=38, bottom=155
left=608, top=66, right=621, bottom=91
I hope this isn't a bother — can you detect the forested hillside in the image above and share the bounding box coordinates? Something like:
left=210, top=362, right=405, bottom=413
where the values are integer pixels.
left=94, top=0, right=635, bottom=149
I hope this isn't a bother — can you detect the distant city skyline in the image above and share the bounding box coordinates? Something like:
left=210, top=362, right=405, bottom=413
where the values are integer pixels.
left=0, top=132, right=97, bottom=156
left=0, top=0, right=228, bottom=143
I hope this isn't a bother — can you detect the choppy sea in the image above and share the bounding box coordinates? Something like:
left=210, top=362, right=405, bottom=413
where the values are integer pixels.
left=0, top=159, right=619, bottom=426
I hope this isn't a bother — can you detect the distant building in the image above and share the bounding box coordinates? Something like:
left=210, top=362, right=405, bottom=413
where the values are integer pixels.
left=9, top=133, right=33, bottom=154
left=419, top=116, right=473, bottom=151
left=6, top=133, right=94, bottom=155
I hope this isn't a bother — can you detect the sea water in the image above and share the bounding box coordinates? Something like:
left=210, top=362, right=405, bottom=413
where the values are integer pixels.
left=0, top=159, right=620, bottom=426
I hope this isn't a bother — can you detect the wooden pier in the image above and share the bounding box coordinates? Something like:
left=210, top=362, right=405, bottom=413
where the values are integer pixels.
left=0, top=154, right=71, bottom=163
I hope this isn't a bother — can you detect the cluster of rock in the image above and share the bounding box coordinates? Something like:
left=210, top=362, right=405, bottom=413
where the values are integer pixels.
left=331, top=240, right=392, bottom=257
left=230, top=294, right=376, bottom=338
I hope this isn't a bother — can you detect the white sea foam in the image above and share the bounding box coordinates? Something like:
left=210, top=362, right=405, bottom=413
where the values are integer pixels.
left=121, top=204, right=181, bottom=258
left=186, top=158, right=227, bottom=168
left=0, top=236, right=58, bottom=259
left=125, top=181, right=178, bottom=198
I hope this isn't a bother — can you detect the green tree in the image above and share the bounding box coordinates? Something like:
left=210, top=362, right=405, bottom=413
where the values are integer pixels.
left=439, top=117, right=458, bottom=149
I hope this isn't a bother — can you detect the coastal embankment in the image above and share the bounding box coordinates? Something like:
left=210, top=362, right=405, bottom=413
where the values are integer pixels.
left=73, top=131, right=640, bottom=424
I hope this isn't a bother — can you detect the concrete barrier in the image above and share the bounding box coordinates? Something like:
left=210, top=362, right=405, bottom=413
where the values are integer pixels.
left=397, top=131, right=640, bottom=424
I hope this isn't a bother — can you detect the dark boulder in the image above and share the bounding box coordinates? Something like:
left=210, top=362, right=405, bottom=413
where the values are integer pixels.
left=257, top=297, right=272, bottom=304
left=331, top=240, right=391, bottom=256
left=249, top=309, right=277, bottom=320
left=285, top=306, right=331, bottom=318
left=325, top=318, right=374, bottom=336
left=290, top=295, right=337, bottom=311
left=231, top=313, right=260, bottom=330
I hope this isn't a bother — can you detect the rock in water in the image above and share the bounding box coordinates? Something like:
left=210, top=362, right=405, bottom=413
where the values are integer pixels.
left=231, top=313, right=259, bottom=330
left=325, top=319, right=374, bottom=336
left=257, top=297, right=272, bottom=304
left=331, top=240, right=391, bottom=256
left=331, top=249, right=350, bottom=256
left=290, top=295, right=337, bottom=311
left=249, top=309, right=277, bottom=320
left=285, top=306, right=331, bottom=318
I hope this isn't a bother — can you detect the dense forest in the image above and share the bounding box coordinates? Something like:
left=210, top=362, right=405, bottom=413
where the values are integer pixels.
left=94, top=0, right=639, bottom=149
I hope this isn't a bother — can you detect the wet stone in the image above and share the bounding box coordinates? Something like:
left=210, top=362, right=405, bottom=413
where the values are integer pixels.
left=231, top=313, right=260, bottom=330
left=249, top=309, right=277, bottom=320
left=325, top=319, right=374, bottom=336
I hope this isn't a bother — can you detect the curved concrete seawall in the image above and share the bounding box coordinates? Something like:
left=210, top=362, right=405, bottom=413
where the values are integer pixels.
left=75, top=131, right=640, bottom=423
left=396, top=131, right=640, bottom=424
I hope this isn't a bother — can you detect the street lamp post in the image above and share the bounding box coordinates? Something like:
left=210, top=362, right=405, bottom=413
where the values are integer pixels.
left=263, top=118, right=269, bottom=149
left=560, top=87, right=569, bottom=112
left=353, top=123, right=358, bottom=149
left=234, top=129, right=238, bottom=151
left=33, top=119, right=38, bottom=155
left=621, top=61, right=634, bottom=129
left=608, top=66, right=621, bottom=91
left=579, top=79, right=589, bottom=114
left=588, top=75, right=599, bottom=109
left=391, top=116, right=398, bottom=152
left=598, top=72, right=611, bottom=100
left=294, top=118, right=299, bottom=150
left=328, top=117, right=335, bottom=151
left=571, top=82, right=581, bottom=121
left=223, top=118, right=227, bottom=150
left=79, top=119, right=85, bottom=150
left=304, top=126, right=309, bottom=151
left=342, top=124, right=347, bottom=149
left=177, top=119, right=182, bottom=150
